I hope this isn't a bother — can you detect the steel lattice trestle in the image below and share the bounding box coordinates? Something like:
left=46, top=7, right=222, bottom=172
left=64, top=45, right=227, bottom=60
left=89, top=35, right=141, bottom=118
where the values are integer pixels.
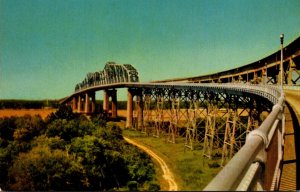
left=129, top=86, right=273, bottom=162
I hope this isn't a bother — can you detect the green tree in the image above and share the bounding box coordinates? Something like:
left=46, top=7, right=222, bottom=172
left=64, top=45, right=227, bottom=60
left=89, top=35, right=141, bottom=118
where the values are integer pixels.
left=8, top=146, right=86, bottom=191
left=0, top=117, right=17, bottom=141
left=0, top=148, right=11, bottom=188
left=70, top=135, right=128, bottom=190
left=46, top=105, right=75, bottom=123
left=13, top=115, right=45, bottom=141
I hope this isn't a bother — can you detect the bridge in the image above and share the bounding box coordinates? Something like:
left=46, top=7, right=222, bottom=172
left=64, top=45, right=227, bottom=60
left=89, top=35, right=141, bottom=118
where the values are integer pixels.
left=61, top=35, right=300, bottom=190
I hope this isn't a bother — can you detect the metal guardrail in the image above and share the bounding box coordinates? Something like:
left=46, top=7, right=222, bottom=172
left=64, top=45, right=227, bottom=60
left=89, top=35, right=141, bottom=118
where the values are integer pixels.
left=204, top=85, right=284, bottom=191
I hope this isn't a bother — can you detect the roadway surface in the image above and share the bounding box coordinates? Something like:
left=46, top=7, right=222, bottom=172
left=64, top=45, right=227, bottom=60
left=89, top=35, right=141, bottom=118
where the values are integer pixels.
left=123, top=137, right=178, bottom=191
left=285, top=90, right=300, bottom=120
left=279, top=90, right=300, bottom=190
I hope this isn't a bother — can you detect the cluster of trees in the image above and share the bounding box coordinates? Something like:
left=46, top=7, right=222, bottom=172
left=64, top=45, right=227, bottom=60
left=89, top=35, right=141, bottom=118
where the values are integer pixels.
left=0, top=106, right=158, bottom=191
left=0, top=100, right=59, bottom=109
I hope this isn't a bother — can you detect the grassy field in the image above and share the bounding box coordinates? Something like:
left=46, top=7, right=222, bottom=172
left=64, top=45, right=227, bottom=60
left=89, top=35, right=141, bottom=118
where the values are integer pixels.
left=0, top=108, right=56, bottom=119
left=121, top=126, right=222, bottom=191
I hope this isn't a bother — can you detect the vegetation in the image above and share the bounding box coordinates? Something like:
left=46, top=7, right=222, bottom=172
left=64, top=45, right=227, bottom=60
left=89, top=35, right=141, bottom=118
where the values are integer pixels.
left=123, top=129, right=222, bottom=190
left=0, top=105, right=157, bottom=191
left=0, top=100, right=59, bottom=109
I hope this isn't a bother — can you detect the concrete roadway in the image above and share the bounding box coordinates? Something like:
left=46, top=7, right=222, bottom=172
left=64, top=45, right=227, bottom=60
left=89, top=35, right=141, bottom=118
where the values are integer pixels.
left=279, top=90, right=300, bottom=190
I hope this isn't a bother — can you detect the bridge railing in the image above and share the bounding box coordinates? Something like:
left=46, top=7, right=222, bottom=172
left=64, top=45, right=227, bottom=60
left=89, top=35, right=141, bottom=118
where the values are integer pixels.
left=204, top=85, right=284, bottom=191
left=163, top=82, right=281, bottom=105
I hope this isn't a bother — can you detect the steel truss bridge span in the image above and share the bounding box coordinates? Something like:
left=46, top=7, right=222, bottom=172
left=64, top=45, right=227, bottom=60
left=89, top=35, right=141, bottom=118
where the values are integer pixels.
left=61, top=82, right=280, bottom=105
left=62, top=82, right=285, bottom=190
left=74, top=62, right=139, bottom=92
left=153, top=36, right=300, bottom=85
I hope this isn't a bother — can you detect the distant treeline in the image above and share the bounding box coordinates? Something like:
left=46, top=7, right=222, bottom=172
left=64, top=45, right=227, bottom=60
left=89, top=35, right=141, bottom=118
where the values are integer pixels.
left=0, top=100, right=59, bottom=109
left=0, top=100, right=128, bottom=110
left=96, top=100, right=127, bottom=110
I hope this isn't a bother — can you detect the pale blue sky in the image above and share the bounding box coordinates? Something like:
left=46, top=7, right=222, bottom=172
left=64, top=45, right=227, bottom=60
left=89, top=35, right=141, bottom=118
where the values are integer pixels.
left=1, top=0, right=300, bottom=99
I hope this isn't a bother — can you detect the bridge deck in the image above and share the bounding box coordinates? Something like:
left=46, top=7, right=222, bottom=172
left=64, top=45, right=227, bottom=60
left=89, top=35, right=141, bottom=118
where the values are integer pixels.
left=279, top=90, right=300, bottom=190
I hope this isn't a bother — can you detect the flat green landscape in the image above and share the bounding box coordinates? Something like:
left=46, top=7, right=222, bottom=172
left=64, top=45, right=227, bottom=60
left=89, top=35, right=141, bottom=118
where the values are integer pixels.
left=122, top=127, right=222, bottom=190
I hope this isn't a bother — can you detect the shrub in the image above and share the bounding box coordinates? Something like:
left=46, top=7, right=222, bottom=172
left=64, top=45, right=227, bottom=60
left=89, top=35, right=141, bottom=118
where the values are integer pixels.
left=127, top=181, right=138, bottom=191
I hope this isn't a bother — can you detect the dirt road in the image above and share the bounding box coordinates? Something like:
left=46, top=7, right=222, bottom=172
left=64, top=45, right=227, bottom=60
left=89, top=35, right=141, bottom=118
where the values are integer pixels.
left=123, top=137, right=178, bottom=191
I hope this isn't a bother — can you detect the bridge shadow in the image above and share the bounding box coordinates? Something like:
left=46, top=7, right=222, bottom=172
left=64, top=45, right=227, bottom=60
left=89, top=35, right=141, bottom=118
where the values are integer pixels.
left=285, top=102, right=300, bottom=190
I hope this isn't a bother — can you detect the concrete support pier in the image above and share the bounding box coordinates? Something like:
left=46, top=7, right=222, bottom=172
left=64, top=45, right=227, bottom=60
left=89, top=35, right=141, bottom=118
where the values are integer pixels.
left=90, top=92, right=96, bottom=113
left=136, top=93, right=143, bottom=129
left=85, top=93, right=90, bottom=114
left=103, top=89, right=118, bottom=117
left=77, top=95, right=82, bottom=113
left=84, top=91, right=96, bottom=114
left=103, top=90, right=109, bottom=113
left=110, top=90, right=117, bottom=118
left=126, top=89, right=133, bottom=128
left=72, top=97, right=78, bottom=112
left=126, top=89, right=143, bottom=129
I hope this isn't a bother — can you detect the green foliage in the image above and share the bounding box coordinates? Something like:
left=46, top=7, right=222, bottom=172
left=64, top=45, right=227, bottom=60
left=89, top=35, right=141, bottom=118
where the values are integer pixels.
left=90, top=112, right=108, bottom=127
left=148, top=182, right=161, bottom=191
left=208, top=162, right=220, bottom=168
left=0, top=117, right=17, bottom=141
left=32, top=135, right=66, bottom=150
left=123, top=144, right=155, bottom=183
left=70, top=135, right=128, bottom=190
left=127, top=181, right=138, bottom=191
left=0, top=110, right=156, bottom=190
left=8, top=146, right=85, bottom=191
left=46, top=105, right=76, bottom=122
left=46, top=118, right=96, bottom=141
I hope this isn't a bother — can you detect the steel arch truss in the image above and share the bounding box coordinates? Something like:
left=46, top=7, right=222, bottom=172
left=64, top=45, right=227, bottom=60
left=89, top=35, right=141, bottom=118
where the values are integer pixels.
left=75, top=61, right=139, bottom=92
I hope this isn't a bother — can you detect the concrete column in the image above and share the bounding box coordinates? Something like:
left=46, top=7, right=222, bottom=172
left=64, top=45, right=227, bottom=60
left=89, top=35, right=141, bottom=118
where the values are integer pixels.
left=126, top=89, right=133, bottom=128
left=72, top=97, right=78, bottom=112
left=103, top=90, right=109, bottom=112
left=91, top=92, right=96, bottom=113
left=77, top=95, right=82, bottom=113
left=85, top=93, right=90, bottom=114
left=111, top=90, right=117, bottom=118
left=137, top=94, right=143, bottom=129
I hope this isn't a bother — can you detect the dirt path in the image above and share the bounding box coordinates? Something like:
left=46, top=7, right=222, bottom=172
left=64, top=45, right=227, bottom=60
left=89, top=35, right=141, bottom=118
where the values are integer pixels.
left=123, top=137, right=178, bottom=191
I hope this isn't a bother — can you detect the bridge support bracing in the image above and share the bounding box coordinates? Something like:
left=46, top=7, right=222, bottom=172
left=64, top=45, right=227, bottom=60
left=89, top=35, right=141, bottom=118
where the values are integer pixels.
left=131, top=86, right=271, bottom=166
left=185, top=100, right=198, bottom=149
left=203, top=104, right=218, bottom=159
left=91, top=92, right=95, bottom=113
left=168, top=95, right=179, bottom=144
left=142, top=94, right=152, bottom=134
left=136, top=93, right=144, bottom=130
left=153, top=95, right=164, bottom=138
